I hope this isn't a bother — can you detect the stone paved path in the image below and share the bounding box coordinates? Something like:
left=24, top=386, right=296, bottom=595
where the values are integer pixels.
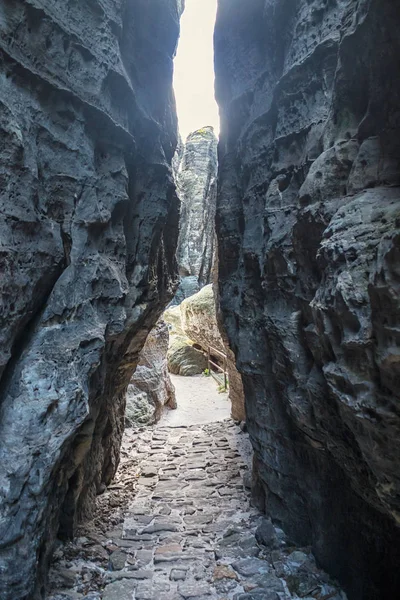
left=49, top=418, right=346, bottom=600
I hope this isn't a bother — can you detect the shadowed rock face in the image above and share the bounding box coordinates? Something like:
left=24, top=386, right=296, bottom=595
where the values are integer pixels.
left=0, top=1, right=181, bottom=597
left=181, top=284, right=246, bottom=421
left=174, top=126, right=218, bottom=287
left=215, top=1, right=400, bottom=599
left=125, top=320, right=176, bottom=427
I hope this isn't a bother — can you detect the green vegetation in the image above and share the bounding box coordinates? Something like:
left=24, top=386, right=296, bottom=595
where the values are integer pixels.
left=194, top=126, right=212, bottom=137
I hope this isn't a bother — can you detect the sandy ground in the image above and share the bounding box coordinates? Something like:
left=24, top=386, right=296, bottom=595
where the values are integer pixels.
left=161, top=374, right=231, bottom=427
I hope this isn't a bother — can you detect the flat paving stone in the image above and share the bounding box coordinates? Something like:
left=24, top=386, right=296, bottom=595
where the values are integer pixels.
left=109, top=550, right=127, bottom=570
left=171, top=568, right=188, bottom=581
left=232, top=557, right=270, bottom=577
left=178, top=582, right=212, bottom=597
left=102, top=579, right=137, bottom=600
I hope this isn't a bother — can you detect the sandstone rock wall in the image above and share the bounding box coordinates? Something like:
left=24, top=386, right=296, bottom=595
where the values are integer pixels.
left=0, top=1, right=181, bottom=598
left=181, top=285, right=245, bottom=421
left=125, top=321, right=176, bottom=427
left=164, top=305, right=208, bottom=376
left=174, top=126, right=218, bottom=288
left=215, top=1, right=400, bottom=599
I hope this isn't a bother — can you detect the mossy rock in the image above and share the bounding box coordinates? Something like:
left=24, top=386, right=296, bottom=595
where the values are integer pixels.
left=167, top=336, right=208, bottom=376
left=164, top=305, right=185, bottom=336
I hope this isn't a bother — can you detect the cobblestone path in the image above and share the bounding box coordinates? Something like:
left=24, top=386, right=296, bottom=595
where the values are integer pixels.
left=49, top=418, right=346, bottom=600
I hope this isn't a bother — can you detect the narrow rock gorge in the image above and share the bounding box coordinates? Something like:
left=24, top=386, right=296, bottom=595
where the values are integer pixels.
left=214, top=1, right=400, bottom=599
left=0, top=0, right=399, bottom=599
left=0, top=1, right=182, bottom=598
left=172, top=126, right=218, bottom=301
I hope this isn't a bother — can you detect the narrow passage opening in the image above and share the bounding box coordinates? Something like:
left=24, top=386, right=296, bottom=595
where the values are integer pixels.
left=47, top=3, right=345, bottom=600
left=173, top=0, right=219, bottom=139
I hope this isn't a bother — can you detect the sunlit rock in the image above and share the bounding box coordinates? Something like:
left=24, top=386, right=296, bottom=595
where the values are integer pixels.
left=173, top=126, right=218, bottom=295
left=126, top=321, right=177, bottom=427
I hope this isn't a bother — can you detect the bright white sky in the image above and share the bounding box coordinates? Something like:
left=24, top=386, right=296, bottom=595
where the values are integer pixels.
left=173, top=0, right=219, bottom=140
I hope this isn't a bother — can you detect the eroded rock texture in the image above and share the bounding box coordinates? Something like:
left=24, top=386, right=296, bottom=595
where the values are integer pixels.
left=215, top=1, right=400, bottom=599
left=125, top=320, right=176, bottom=427
left=164, top=304, right=208, bottom=376
left=0, top=1, right=182, bottom=598
left=181, top=284, right=246, bottom=421
left=174, top=126, right=218, bottom=288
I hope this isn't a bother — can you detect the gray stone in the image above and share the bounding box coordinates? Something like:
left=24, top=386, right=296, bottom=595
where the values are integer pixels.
left=171, top=276, right=201, bottom=306
left=135, top=550, right=153, bottom=567
left=110, top=550, right=127, bottom=571
left=125, top=321, right=177, bottom=428
left=254, top=519, right=277, bottom=549
left=233, top=593, right=279, bottom=600
left=107, top=570, right=153, bottom=582
left=173, top=127, right=218, bottom=289
left=170, top=569, right=188, bottom=581
left=102, top=579, right=137, bottom=600
left=178, top=582, right=212, bottom=598
left=232, top=558, right=269, bottom=577
left=183, top=513, right=213, bottom=527
left=0, top=0, right=181, bottom=597
left=142, top=522, right=180, bottom=534
left=214, top=1, right=400, bottom=598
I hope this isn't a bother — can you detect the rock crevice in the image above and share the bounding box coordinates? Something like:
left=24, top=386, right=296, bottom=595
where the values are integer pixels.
left=174, top=126, right=218, bottom=290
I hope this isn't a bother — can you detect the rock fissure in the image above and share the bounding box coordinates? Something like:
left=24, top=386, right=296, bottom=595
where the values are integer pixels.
left=0, top=0, right=399, bottom=599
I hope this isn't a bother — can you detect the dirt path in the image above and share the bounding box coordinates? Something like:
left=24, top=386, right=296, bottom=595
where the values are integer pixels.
left=48, top=379, right=345, bottom=600
left=163, top=374, right=231, bottom=427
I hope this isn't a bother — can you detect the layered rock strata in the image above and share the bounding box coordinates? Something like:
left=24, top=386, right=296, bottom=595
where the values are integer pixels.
left=215, top=1, right=400, bottom=599
left=0, top=1, right=182, bottom=598
left=174, top=126, right=218, bottom=290
left=125, top=321, right=177, bottom=427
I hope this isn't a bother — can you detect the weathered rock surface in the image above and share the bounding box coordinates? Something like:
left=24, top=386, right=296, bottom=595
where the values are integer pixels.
left=174, top=126, right=218, bottom=288
left=215, top=1, right=400, bottom=599
left=181, top=285, right=246, bottom=420
left=0, top=1, right=182, bottom=598
left=170, top=274, right=200, bottom=306
left=164, top=306, right=208, bottom=376
left=126, top=321, right=176, bottom=427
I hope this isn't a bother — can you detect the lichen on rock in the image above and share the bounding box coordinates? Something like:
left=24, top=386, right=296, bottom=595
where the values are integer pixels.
left=164, top=305, right=208, bottom=376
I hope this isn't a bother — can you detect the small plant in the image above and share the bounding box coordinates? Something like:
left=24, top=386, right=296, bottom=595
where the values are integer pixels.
left=194, top=126, right=213, bottom=137
left=203, top=368, right=210, bottom=377
left=217, top=383, right=228, bottom=393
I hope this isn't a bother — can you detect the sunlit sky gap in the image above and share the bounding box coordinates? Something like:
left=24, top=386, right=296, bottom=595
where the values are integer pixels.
left=173, top=0, right=220, bottom=140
